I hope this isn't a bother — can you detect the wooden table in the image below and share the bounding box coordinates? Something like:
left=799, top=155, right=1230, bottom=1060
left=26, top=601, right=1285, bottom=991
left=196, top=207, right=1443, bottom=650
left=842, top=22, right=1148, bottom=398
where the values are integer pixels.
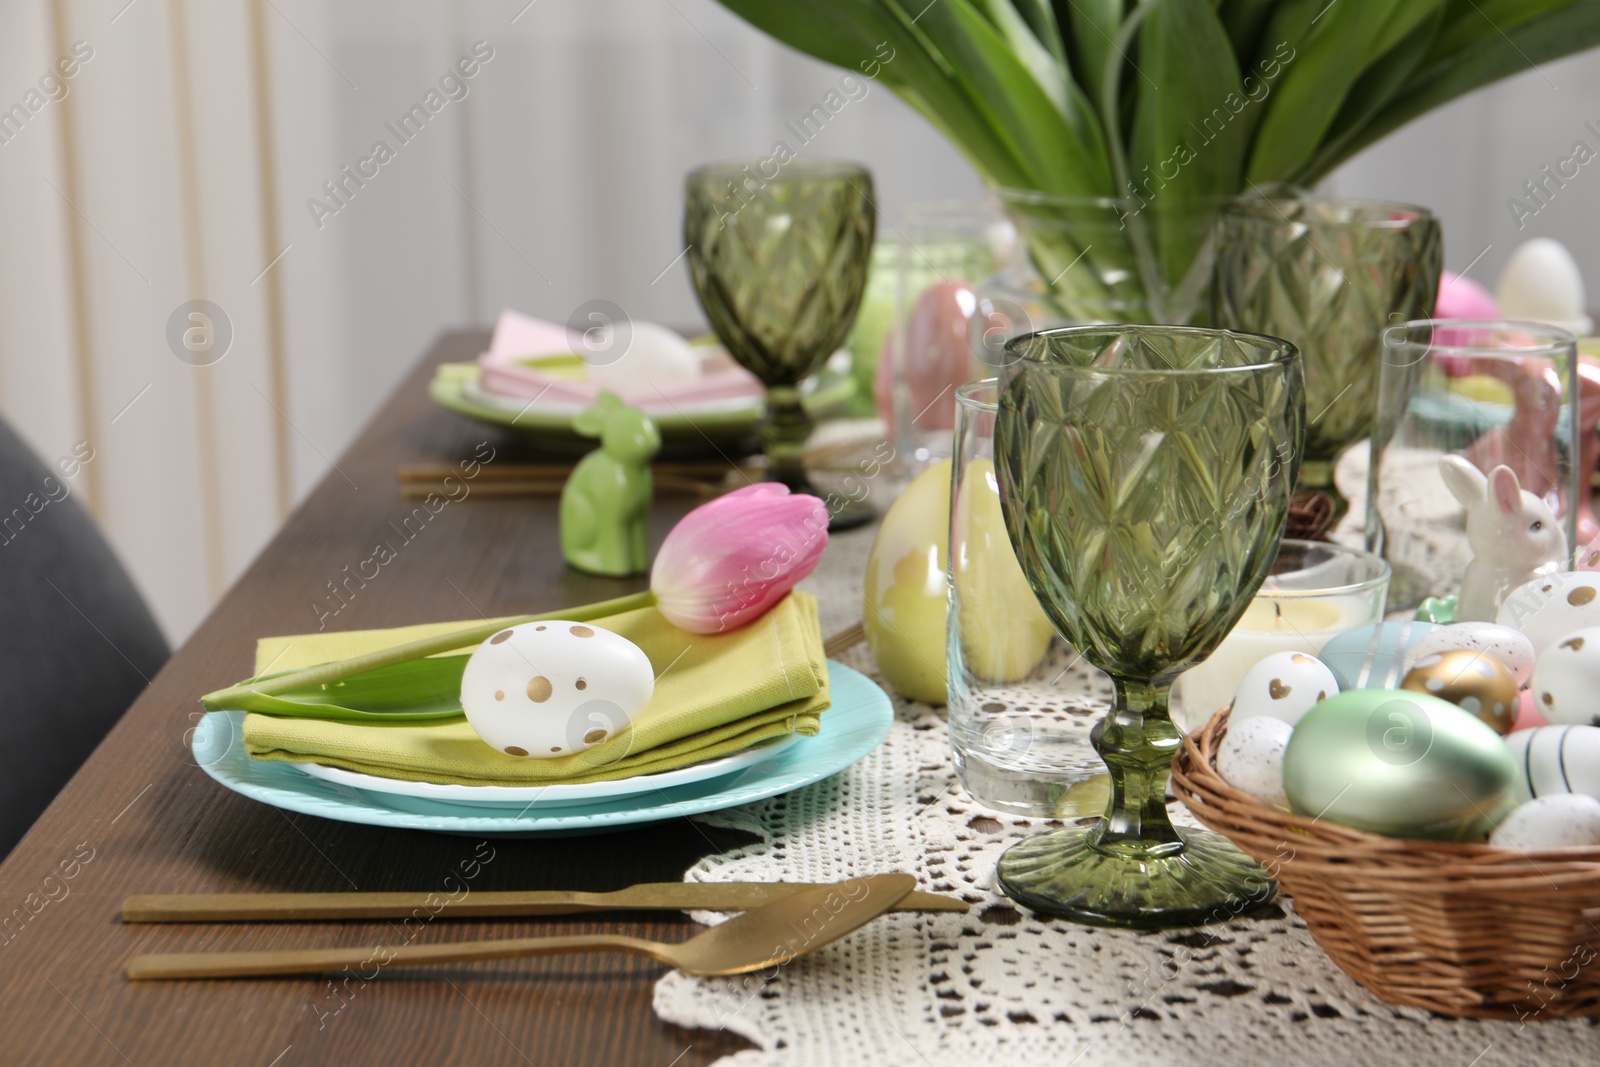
left=0, top=332, right=757, bottom=1066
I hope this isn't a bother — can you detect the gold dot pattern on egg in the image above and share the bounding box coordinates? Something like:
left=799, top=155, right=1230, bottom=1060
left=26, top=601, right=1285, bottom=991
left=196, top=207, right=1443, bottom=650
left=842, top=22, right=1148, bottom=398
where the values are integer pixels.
left=504, top=746, right=528, bottom=757
left=489, top=630, right=512, bottom=645
left=1563, top=636, right=1586, bottom=651
left=576, top=678, right=587, bottom=690
left=570, top=625, right=595, bottom=638
left=536, top=625, right=547, bottom=631
left=1291, top=654, right=1316, bottom=666
left=550, top=746, right=562, bottom=753
left=527, top=676, right=553, bottom=702
left=1268, top=679, right=1291, bottom=700
left=584, top=728, right=608, bottom=744
left=494, top=690, right=504, bottom=701
left=1572, top=587, right=1597, bottom=607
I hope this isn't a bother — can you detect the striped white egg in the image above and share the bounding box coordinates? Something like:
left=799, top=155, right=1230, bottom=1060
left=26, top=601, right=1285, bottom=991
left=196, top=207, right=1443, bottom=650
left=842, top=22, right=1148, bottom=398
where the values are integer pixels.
left=1504, top=725, right=1600, bottom=803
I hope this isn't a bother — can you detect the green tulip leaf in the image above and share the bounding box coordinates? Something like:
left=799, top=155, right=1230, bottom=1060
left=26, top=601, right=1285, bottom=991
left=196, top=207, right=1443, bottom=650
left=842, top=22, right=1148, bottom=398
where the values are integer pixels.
left=208, top=654, right=472, bottom=722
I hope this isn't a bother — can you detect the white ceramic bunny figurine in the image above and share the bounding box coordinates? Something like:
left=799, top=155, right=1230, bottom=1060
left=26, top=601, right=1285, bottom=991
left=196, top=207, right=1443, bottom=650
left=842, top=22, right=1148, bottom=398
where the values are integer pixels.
left=1439, top=454, right=1567, bottom=621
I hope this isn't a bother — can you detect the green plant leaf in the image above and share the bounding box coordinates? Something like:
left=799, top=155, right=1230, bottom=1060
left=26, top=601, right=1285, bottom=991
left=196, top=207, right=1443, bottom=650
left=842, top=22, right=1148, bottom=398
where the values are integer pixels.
left=711, top=0, right=1035, bottom=189
left=1010, top=0, right=1069, bottom=67
left=1062, top=0, right=1125, bottom=118
left=889, top=0, right=1113, bottom=193
left=1311, top=2, right=1600, bottom=180
left=1364, top=0, right=1448, bottom=65
left=1130, top=0, right=1247, bottom=285
left=1427, top=0, right=1575, bottom=64
left=974, top=0, right=1073, bottom=116
left=1292, top=5, right=1445, bottom=185
left=1246, top=1, right=1397, bottom=182
left=213, top=655, right=471, bottom=722
left=1218, top=0, right=1279, bottom=66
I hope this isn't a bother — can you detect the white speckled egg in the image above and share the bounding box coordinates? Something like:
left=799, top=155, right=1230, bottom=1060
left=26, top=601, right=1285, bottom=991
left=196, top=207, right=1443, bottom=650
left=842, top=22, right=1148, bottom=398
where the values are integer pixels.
left=1504, top=725, right=1600, bottom=802
left=1528, top=627, right=1600, bottom=726
left=1497, top=571, right=1600, bottom=655
left=1217, top=716, right=1293, bottom=809
left=1230, top=651, right=1339, bottom=728
left=1404, top=622, right=1537, bottom=685
left=459, top=621, right=654, bottom=758
left=1490, top=794, right=1600, bottom=850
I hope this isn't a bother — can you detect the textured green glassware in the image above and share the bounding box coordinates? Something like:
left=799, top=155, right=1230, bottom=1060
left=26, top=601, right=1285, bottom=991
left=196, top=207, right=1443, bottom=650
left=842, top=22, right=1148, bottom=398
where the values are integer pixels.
left=993, top=325, right=1305, bottom=928
left=1212, top=196, right=1441, bottom=525
left=684, top=161, right=877, bottom=525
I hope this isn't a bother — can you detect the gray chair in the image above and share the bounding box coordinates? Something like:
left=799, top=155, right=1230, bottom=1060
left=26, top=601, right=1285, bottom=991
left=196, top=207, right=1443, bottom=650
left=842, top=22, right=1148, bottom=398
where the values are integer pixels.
left=0, top=418, right=168, bottom=856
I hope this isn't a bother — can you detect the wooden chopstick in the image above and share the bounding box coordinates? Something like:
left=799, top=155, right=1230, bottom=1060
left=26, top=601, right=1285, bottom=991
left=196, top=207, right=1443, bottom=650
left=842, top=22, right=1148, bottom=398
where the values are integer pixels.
left=823, top=621, right=867, bottom=658
left=399, top=474, right=720, bottom=501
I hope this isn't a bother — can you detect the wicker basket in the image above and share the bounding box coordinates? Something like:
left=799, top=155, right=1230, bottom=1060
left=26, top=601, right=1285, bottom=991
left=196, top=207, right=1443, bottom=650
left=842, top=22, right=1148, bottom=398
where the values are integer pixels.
left=1172, top=708, right=1600, bottom=1019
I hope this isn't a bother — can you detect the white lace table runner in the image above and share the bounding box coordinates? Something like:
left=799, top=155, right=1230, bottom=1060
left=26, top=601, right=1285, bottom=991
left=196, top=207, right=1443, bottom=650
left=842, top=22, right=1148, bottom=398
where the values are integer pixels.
left=653, top=524, right=1596, bottom=1066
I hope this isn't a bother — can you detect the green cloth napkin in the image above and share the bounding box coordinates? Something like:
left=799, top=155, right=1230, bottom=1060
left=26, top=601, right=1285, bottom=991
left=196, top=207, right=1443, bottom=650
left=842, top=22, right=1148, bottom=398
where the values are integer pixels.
left=242, top=591, right=829, bottom=786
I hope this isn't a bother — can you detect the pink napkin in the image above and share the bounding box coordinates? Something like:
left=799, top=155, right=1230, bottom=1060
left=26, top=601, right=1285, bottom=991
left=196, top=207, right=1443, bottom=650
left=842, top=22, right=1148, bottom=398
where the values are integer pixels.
left=477, top=310, right=763, bottom=413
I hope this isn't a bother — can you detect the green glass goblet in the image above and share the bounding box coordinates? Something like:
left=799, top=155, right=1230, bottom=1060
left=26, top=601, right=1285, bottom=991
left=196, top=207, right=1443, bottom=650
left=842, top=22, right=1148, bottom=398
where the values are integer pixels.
left=1212, top=196, right=1441, bottom=533
left=993, top=324, right=1305, bottom=928
left=684, top=161, right=877, bottom=528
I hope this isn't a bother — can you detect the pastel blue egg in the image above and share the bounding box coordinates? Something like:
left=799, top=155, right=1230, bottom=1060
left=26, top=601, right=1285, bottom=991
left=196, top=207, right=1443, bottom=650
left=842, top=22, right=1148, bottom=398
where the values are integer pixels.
left=1318, top=621, right=1439, bottom=691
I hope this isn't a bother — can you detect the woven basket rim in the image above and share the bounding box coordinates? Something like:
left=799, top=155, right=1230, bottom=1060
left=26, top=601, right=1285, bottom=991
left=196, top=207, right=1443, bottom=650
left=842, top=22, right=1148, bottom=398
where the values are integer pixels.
left=1173, top=709, right=1600, bottom=874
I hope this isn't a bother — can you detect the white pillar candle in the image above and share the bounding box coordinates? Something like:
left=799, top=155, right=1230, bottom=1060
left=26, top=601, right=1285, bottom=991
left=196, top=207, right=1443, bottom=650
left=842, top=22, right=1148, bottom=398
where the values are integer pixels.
left=1171, top=581, right=1383, bottom=730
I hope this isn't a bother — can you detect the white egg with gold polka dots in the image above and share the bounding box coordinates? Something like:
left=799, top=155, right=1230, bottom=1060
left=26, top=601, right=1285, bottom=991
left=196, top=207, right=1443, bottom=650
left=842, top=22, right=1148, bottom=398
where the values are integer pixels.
left=460, top=620, right=654, bottom=758
left=1229, top=650, right=1340, bottom=728
left=1528, top=626, right=1600, bottom=727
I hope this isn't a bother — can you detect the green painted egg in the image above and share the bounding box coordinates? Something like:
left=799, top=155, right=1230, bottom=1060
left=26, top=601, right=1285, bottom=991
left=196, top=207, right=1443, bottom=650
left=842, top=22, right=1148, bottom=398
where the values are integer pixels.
left=1281, top=688, right=1516, bottom=841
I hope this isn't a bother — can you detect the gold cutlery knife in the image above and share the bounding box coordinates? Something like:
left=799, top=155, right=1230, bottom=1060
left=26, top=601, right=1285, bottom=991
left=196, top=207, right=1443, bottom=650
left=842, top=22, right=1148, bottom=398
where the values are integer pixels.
left=121, top=881, right=966, bottom=923
left=128, top=874, right=916, bottom=980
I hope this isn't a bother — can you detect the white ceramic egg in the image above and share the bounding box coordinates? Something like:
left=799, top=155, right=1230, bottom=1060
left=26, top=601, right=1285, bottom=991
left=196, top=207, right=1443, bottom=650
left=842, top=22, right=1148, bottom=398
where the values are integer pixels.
left=586, top=322, right=700, bottom=393
left=1404, top=622, right=1537, bottom=685
left=459, top=620, right=654, bottom=758
left=1230, top=651, right=1339, bottom=728
left=1528, top=626, right=1600, bottom=726
left=1496, top=571, right=1600, bottom=655
left=1217, top=715, right=1293, bottom=809
left=1495, top=237, right=1593, bottom=336
left=1504, top=725, right=1600, bottom=802
left=1490, top=794, right=1600, bottom=850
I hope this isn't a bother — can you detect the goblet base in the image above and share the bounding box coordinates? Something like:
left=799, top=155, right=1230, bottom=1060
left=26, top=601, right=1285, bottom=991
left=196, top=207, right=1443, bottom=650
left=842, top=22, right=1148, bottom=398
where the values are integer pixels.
left=997, top=824, right=1276, bottom=929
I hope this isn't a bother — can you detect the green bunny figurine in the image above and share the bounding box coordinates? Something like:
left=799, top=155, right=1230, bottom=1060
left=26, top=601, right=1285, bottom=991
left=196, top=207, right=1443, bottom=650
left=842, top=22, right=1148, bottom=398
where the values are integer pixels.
left=560, top=392, right=661, bottom=576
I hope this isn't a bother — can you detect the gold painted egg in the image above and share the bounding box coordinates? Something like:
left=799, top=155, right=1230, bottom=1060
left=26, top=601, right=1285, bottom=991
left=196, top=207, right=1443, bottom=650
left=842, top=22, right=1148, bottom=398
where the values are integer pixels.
left=1399, top=650, right=1519, bottom=735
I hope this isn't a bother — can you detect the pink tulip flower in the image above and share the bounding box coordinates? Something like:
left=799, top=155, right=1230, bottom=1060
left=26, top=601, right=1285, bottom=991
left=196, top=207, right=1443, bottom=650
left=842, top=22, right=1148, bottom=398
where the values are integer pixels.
left=651, top=483, right=829, bottom=633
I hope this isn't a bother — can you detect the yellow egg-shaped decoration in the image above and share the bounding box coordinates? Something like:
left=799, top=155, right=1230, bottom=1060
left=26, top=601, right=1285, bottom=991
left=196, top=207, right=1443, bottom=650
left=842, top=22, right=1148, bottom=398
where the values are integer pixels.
left=1399, top=650, right=1519, bottom=735
left=951, top=457, right=1053, bottom=683
left=863, top=460, right=950, bottom=704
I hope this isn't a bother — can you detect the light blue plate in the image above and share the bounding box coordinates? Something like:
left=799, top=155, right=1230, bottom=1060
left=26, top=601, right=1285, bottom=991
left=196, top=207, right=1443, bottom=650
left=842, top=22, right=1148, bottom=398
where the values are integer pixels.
left=192, top=661, right=891, bottom=837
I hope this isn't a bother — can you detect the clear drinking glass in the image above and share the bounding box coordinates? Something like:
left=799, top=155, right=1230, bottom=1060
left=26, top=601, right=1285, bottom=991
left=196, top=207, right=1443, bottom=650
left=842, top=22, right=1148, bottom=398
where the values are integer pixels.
left=887, top=201, right=1015, bottom=472
left=993, top=324, right=1304, bottom=928
left=948, top=380, right=1112, bottom=818
left=1369, top=319, right=1583, bottom=611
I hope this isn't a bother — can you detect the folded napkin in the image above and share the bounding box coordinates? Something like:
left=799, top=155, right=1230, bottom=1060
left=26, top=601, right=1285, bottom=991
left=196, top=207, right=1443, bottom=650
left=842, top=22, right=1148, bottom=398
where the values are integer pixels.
left=476, top=309, right=763, bottom=412
left=243, top=592, right=829, bottom=786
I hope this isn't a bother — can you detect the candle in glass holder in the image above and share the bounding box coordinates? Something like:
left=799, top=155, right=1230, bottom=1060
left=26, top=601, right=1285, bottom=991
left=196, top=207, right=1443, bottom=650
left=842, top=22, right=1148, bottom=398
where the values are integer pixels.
left=1171, top=541, right=1390, bottom=728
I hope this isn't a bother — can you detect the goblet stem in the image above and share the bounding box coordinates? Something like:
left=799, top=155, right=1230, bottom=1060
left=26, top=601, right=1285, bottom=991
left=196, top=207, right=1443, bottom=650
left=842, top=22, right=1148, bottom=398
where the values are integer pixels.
left=1092, top=678, right=1183, bottom=850
left=762, top=384, right=813, bottom=493
left=996, top=673, right=1278, bottom=928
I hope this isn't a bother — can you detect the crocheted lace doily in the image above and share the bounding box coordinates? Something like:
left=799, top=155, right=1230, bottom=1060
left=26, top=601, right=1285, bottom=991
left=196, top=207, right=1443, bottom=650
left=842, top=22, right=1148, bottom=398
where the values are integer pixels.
left=653, top=526, right=1595, bottom=1066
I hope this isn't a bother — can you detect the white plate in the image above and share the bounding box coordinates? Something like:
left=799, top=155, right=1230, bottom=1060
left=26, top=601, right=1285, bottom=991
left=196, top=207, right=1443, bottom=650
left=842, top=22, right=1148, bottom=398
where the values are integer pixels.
left=292, top=732, right=800, bottom=809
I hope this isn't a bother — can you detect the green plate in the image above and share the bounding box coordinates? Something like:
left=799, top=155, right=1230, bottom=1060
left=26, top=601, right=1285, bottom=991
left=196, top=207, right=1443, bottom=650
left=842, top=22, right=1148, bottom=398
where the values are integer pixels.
left=430, top=363, right=856, bottom=458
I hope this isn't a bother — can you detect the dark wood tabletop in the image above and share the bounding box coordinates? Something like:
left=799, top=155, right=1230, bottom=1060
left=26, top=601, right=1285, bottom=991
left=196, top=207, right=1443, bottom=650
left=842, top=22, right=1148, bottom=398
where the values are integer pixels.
left=0, top=331, right=758, bottom=1066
